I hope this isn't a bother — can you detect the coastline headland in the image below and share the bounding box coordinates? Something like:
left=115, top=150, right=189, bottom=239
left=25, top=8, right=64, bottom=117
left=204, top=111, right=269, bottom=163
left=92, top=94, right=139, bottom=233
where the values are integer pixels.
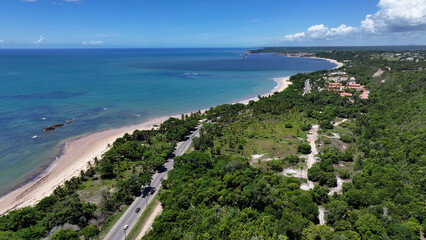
left=0, top=57, right=342, bottom=216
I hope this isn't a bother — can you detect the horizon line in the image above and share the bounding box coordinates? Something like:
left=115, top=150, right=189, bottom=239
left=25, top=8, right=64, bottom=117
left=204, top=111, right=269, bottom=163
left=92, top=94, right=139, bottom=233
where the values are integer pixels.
left=0, top=44, right=426, bottom=50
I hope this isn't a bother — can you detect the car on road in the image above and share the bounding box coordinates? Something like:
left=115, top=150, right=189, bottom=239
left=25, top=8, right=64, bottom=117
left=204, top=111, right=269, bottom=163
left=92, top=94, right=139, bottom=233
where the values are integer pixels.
left=123, top=225, right=129, bottom=230
left=135, top=207, right=141, bottom=213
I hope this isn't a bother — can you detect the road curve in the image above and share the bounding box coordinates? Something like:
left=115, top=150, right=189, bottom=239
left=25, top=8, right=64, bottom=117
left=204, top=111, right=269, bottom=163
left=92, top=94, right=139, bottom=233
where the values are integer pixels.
left=104, top=125, right=202, bottom=240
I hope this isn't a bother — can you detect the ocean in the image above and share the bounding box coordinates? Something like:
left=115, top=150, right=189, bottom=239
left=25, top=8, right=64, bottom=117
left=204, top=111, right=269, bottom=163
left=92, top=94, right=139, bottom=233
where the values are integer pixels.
left=0, top=48, right=335, bottom=196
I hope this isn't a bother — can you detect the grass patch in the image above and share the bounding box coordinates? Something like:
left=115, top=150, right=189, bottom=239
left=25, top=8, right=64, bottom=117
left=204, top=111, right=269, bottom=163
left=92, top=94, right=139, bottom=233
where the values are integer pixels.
left=216, top=116, right=310, bottom=159
left=77, top=177, right=116, bottom=204
left=186, top=142, right=194, bottom=153
left=126, top=194, right=161, bottom=240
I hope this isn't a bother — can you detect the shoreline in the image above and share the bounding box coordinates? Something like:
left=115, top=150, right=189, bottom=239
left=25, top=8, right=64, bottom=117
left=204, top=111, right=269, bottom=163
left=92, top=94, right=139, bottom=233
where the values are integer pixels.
left=237, top=76, right=292, bottom=104
left=0, top=75, right=293, bottom=215
left=278, top=54, right=344, bottom=69
left=308, top=56, right=344, bottom=69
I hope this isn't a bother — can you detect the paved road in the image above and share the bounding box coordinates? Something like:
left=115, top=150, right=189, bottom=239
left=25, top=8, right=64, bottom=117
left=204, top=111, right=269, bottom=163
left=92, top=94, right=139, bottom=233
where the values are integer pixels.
left=104, top=125, right=202, bottom=240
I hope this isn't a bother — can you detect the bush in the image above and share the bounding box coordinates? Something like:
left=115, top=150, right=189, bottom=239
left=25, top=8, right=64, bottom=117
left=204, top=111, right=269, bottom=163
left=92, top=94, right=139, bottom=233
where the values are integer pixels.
left=320, top=120, right=334, bottom=129
left=325, top=200, right=349, bottom=224
left=340, top=135, right=354, bottom=143
left=333, top=220, right=352, bottom=231
left=51, top=229, right=79, bottom=240
left=285, top=123, right=293, bottom=128
left=308, top=164, right=321, bottom=182
left=338, top=169, right=351, bottom=179
left=298, top=143, right=312, bottom=154
left=325, top=173, right=338, bottom=187
left=323, top=138, right=331, bottom=144
left=301, top=123, right=312, bottom=131
left=312, top=185, right=329, bottom=204
left=99, top=162, right=115, bottom=179
left=314, top=171, right=337, bottom=187
left=13, top=225, right=47, bottom=240
left=267, top=160, right=284, bottom=172
left=80, top=225, right=100, bottom=239
left=285, top=155, right=300, bottom=165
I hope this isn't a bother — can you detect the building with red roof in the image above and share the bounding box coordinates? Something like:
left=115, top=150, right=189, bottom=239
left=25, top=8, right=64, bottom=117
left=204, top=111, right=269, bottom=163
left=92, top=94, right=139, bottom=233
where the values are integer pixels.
left=340, top=92, right=353, bottom=97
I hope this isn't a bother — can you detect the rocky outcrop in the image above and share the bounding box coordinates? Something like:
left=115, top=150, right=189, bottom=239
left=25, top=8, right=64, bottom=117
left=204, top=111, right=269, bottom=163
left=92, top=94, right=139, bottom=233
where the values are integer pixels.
left=44, top=124, right=64, bottom=132
left=43, top=119, right=74, bottom=132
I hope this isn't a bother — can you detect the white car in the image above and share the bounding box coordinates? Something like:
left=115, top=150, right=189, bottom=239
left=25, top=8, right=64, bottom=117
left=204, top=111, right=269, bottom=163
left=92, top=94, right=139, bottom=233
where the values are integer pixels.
left=123, top=225, right=129, bottom=230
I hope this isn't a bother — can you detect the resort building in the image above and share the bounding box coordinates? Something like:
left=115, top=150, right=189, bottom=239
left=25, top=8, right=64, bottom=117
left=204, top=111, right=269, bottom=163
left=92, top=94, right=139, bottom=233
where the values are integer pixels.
left=326, top=81, right=369, bottom=99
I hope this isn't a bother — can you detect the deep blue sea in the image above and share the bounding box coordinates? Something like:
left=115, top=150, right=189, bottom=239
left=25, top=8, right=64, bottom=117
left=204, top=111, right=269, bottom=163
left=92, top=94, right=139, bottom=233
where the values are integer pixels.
left=0, top=48, right=335, bottom=196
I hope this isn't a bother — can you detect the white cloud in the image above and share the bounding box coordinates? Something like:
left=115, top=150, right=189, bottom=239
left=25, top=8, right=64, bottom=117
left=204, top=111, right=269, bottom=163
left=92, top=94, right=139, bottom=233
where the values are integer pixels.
left=64, top=0, right=81, bottom=2
left=0, top=40, right=4, bottom=43
left=361, top=0, right=426, bottom=33
left=282, top=32, right=305, bottom=41
left=82, top=40, right=104, bottom=45
left=283, top=24, right=355, bottom=41
left=33, top=35, right=45, bottom=45
left=282, top=0, right=426, bottom=42
left=21, top=0, right=37, bottom=2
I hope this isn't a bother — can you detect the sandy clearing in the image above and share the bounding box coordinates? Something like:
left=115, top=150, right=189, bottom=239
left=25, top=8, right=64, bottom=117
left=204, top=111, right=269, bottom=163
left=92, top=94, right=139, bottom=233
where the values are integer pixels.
left=318, top=205, right=326, bottom=225
left=328, top=176, right=350, bottom=196
left=373, top=69, right=384, bottom=78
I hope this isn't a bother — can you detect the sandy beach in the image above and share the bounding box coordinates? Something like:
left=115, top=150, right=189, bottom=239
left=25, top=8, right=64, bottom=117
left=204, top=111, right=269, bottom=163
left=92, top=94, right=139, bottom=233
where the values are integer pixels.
left=309, top=57, right=344, bottom=69
left=282, top=55, right=344, bottom=69
left=238, top=76, right=292, bottom=104
left=0, top=76, right=293, bottom=216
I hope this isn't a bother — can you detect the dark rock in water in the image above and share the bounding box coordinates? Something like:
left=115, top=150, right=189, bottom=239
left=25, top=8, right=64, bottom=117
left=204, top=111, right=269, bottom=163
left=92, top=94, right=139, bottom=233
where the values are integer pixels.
left=44, top=123, right=65, bottom=132
left=44, top=119, right=75, bottom=131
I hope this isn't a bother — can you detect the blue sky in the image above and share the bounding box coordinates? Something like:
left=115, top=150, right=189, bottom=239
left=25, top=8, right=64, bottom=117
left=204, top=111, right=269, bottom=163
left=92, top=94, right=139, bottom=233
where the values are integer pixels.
left=0, top=0, right=425, bottom=47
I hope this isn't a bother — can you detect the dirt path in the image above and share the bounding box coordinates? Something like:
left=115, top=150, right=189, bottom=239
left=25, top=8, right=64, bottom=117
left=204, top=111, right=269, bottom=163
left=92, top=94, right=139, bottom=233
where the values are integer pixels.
left=306, top=125, right=326, bottom=225
left=135, top=202, right=163, bottom=240
left=300, top=125, right=319, bottom=190
left=334, top=118, right=347, bottom=126
left=318, top=205, right=326, bottom=225
left=328, top=176, right=349, bottom=196
left=281, top=125, right=326, bottom=224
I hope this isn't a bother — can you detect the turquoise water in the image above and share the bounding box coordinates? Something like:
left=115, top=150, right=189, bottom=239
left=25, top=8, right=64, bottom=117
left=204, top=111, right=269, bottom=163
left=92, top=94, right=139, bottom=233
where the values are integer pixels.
left=0, top=48, right=335, bottom=196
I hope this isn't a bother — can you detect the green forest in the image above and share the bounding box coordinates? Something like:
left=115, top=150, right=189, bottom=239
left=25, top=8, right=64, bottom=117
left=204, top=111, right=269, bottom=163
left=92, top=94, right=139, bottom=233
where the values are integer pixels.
left=0, top=50, right=425, bottom=240
left=144, top=51, right=425, bottom=240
